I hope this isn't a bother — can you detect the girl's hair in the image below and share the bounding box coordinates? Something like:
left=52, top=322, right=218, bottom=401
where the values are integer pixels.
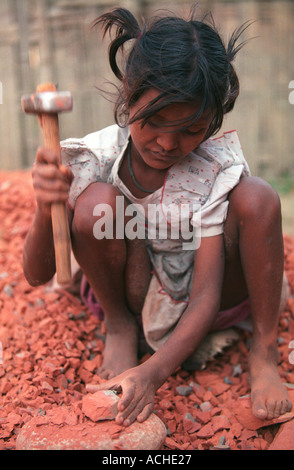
left=92, top=6, right=251, bottom=138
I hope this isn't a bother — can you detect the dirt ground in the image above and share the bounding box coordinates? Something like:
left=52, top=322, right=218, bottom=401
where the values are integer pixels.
left=0, top=170, right=294, bottom=450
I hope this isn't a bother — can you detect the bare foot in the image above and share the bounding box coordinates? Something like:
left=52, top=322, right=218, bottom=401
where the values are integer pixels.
left=249, top=350, right=292, bottom=420
left=98, top=313, right=139, bottom=380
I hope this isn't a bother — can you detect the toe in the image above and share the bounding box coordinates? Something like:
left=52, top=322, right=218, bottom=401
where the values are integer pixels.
left=281, top=397, right=293, bottom=415
left=251, top=391, right=268, bottom=419
left=265, top=398, right=277, bottom=419
left=253, top=406, right=268, bottom=420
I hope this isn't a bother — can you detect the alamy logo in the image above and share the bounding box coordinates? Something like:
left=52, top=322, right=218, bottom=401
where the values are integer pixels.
left=92, top=196, right=202, bottom=250
left=289, top=81, right=294, bottom=105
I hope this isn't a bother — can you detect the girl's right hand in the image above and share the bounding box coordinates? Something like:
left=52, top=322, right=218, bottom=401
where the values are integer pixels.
left=32, top=147, right=73, bottom=218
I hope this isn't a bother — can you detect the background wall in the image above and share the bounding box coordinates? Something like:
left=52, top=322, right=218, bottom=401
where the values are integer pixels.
left=0, top=0, right=293, bottom=184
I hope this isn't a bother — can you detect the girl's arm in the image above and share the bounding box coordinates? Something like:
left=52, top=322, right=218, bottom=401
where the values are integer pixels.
left=23, top=147, right=73, bottom=286
left=145, top=233, right=225, bottom=382
left=88, top=233, right=225, bottom=425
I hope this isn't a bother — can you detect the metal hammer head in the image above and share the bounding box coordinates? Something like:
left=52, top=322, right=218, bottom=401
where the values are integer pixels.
left=21, top=91, right=73, bottom=115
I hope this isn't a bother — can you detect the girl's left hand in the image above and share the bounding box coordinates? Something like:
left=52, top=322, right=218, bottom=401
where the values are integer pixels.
left=86, top=365, right=156, bottom=426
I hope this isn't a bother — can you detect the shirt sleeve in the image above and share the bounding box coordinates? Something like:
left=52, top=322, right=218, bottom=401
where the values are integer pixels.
left=60, top=125, right=130, bottom=209
left=61, top=139, right=101, bottom=209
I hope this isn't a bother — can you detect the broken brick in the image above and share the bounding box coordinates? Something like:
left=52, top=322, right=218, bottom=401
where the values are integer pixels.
left=268, top=419, right=294, bottom=450
left=82, top=390, right=119, bottom=422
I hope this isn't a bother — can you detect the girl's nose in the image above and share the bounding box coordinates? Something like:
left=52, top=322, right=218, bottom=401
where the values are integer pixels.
left=157, top=132, right=178, bottom=152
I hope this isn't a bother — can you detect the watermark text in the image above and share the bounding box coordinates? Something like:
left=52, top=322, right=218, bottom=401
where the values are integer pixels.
left=92, top=196, right=202, bottom=250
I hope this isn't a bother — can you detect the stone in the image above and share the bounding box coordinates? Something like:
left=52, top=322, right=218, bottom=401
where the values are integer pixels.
left=3, top=284, right=14, bottom=298
left=232, top=363, right=242, bottom=377
left=175, top=385, right=193, bottom=397
left=15, top=409, right=167, bottom=450
left=200, top=401, right=212, bottom=412
left=184, top=412, right=195, bottom=422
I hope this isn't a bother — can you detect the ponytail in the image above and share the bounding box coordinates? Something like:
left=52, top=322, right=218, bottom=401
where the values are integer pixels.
left=91, top=8, right=141, bottom=81
left=223, top=21, right=254, bottom=114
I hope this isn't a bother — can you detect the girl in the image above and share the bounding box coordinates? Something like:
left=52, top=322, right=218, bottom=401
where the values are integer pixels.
left=23, top=7, right=292, bottom=427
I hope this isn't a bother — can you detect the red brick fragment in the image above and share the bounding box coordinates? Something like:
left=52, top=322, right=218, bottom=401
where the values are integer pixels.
left=211, top=414, right=230, bottom=433
left=254, top=437, right=269, bottom=450
left=268, top=419, right=294, bottom=450
left=187, top=421, right=201, bottom=434
left=196, top=422, right=214, bottom=439
left=82, top=390, right=119, bottom=422
left=211, top=382, right=231, bottom=396
left=195, top=409, right=211, bottom=424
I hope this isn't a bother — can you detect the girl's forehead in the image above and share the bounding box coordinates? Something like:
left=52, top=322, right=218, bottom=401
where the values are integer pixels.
left=156, top=102, right=211, bottom=124
left=133, top=88, right=211, bottom=124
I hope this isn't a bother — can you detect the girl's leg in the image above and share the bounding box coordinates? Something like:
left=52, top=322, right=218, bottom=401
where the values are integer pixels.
left=222, top=176, right=292, bottom=419
left=71, top=182, right=151, bottom=379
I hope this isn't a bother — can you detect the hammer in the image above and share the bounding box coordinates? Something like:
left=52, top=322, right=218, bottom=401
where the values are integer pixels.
left=21, top=83, right=73, bottom=286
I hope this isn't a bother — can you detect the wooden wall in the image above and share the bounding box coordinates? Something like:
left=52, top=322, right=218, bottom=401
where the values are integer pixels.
left=0, top=0, right=293, bottom=179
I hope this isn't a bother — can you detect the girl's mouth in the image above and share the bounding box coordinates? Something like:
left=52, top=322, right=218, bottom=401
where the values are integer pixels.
left=152, top=150, right=178, bottom=160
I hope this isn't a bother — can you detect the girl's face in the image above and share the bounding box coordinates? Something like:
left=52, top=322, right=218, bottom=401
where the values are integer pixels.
left=129, top=88, right=212, bottom=170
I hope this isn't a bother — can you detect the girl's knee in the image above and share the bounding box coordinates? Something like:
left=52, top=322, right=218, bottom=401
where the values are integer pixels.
left=72, top=182, right=123, bottom=239
left=228, top=176, right=282, bottom=226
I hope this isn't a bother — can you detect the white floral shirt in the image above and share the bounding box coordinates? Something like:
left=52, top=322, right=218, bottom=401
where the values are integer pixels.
left=61, top=124, right=251, bottom=349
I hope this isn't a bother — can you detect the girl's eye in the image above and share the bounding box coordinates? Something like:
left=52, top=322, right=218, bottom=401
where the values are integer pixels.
left=185, top=128, right=205, bottom=136
left=147, top=120, right=158, bottom=128
left=147, top=117, right=164, bottom=128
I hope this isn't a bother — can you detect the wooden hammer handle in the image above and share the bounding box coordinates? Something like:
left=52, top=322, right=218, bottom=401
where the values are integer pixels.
left=40, top=112, right=72, bottom=286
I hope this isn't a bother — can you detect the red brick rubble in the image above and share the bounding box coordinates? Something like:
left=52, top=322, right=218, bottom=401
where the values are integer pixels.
left=0, top=170, right=294, bottom=450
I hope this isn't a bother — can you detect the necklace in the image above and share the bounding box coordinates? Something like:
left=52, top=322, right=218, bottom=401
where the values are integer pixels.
left=127, top=143, right=155, bottom=194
